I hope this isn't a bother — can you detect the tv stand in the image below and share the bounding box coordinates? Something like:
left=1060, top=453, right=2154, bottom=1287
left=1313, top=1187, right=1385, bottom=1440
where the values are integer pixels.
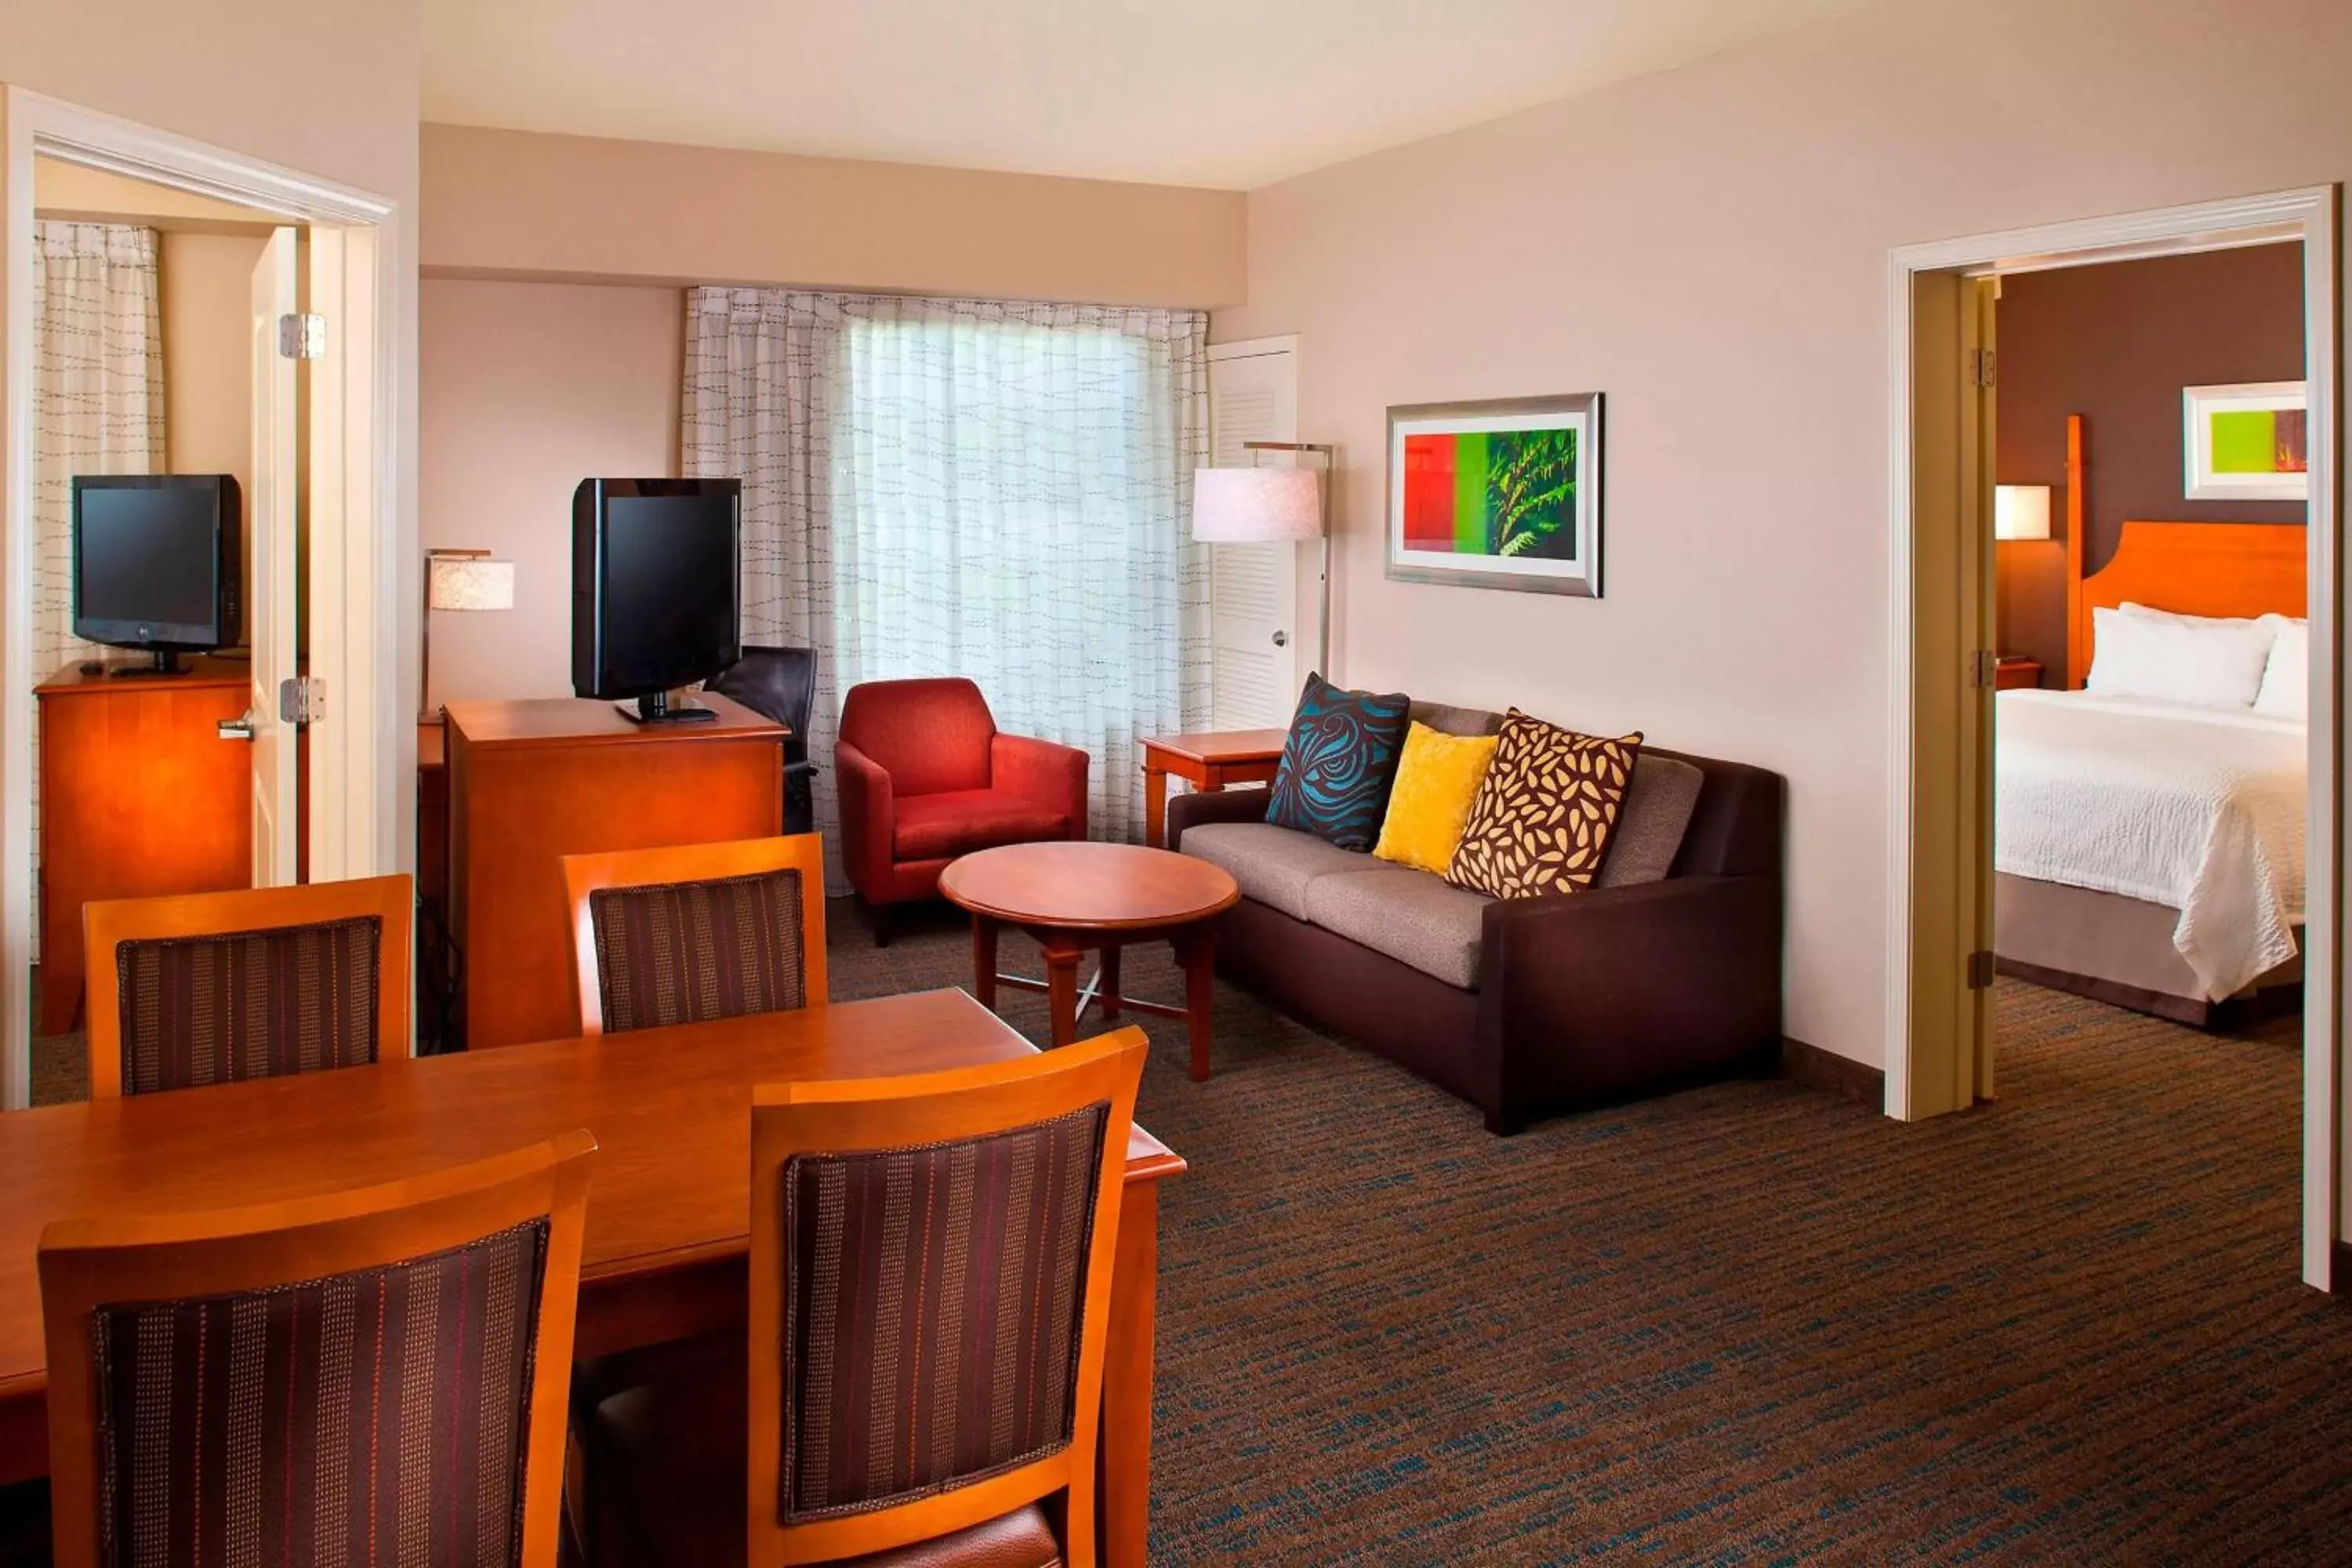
left=110, top=649, right=190, bottom=677
left=616, top=691, right=719, bottom=725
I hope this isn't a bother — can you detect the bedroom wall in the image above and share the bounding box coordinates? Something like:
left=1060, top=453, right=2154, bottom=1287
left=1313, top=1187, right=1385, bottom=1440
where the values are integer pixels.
left=1211, top=0, right=2352, bottom=1075
left=1995, top=245, right=2307, bottom=681
left=419, top=278, right=682, bottom=708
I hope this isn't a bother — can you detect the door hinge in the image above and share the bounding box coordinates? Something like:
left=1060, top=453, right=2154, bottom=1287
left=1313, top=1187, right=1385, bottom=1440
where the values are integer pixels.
left=1967, top=648, right=1998, bottom=688
left=279, top=676, right=322, bottom=726
left=278, top=312, right=325, bottom=361
left=1967, top=347, right=1995, bottom=387
left=1967, top=949, right=1996, bottom=990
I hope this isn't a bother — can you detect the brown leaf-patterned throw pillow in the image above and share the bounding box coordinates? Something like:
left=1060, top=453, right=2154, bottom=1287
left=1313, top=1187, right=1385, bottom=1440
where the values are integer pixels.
left=1445, top=710, right=1642, bottom=899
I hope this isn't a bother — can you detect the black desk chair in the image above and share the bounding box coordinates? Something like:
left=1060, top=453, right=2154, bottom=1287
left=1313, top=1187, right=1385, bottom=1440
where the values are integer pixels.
left=707, top=645, right=818, bottom=834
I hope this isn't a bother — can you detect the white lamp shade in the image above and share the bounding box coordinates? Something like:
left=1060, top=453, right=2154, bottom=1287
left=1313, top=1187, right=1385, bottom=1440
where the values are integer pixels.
left=427, top=555, right=516, bottom=612
left=1994, top=485, right=2052, bottom=542
left=1193, top=466, right=1322, bottom=543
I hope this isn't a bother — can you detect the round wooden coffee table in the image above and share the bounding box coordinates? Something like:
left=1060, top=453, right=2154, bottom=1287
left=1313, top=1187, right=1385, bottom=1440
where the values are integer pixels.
left=939, top=842, right=1241, bottom=1082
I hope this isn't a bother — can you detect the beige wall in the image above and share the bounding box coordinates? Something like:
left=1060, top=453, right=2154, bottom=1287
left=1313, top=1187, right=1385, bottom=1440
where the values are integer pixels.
left=421, top=123, right=1247, bottom=308
left=1213, top=0, right=2352, bottom=1071
left=159, top=232, right=269, bottom=499
left=419, top=279, right=682, bottom=707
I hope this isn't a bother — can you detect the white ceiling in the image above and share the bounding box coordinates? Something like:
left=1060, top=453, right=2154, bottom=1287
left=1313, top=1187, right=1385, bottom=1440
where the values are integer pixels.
left=421, top=0, right=1870, bottom=191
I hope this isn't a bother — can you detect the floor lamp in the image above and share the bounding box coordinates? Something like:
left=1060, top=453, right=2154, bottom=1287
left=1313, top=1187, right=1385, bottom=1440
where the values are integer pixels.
left=419, top=549, right=516, bottom=721
left=1193, top=441, right=1334, bottom=680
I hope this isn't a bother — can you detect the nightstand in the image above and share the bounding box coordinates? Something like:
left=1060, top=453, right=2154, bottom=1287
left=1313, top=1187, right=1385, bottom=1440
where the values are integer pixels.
left=1994, top=655, right=2042, bottom=691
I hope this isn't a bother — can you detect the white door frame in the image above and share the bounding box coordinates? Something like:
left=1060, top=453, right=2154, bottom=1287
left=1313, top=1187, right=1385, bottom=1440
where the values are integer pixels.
left=1886, top=186, right=2342, bottom=1290
left=1, top=87, right=403, bottom=1107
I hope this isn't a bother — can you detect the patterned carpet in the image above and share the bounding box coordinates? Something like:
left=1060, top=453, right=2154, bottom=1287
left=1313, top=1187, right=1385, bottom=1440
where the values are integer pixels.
left=31, top=903, right=2352, bottom=1563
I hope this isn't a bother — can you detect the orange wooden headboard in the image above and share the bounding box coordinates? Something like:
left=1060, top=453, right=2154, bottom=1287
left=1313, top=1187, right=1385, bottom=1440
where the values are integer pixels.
left=2067, top=519, right=2307, bottom=687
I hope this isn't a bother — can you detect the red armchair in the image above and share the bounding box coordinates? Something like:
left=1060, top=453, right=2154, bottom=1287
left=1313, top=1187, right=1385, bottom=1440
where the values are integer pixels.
left=835, top=677, right=1090, bottom=942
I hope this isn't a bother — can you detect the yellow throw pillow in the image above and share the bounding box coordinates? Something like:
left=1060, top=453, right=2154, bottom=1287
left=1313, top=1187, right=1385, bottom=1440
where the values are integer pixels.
left=1373, top=722, right=1501, bottom=875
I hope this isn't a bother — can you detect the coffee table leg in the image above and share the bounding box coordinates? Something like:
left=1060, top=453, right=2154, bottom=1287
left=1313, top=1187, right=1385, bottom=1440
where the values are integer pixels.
left=1174, top=927, right=1217, bottom=1081
left=971, top=916, right=1000, bottom=1011
left=1098, top=945, right=1123, bottom=1022
left=1044, top=936, right=1083, bottom=1049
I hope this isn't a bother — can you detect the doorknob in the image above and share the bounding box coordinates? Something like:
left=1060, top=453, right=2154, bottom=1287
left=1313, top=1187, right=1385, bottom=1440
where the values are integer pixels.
left=1272, top=630, right=1290, bottom=648
left=217, top=712, right=257, bottom=741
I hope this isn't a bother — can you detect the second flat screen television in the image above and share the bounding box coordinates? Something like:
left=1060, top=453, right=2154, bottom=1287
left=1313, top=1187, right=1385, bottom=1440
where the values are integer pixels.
left=572, top=477, right=741, bottom=723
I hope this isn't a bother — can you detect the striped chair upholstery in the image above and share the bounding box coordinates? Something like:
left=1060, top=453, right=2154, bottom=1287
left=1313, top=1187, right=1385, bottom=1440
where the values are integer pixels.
left=114, top=915, right=383, bottom=1096
left=587, top=870, right=809, bottom=1034
left=89, top=1218, right=550, bottom=1566
left=777, top=1102, right=1109, bottom=1522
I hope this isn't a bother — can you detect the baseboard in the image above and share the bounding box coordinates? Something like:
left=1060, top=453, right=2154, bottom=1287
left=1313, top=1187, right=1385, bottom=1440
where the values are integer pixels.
left=1778, top=1036, right=1884, bottom=1107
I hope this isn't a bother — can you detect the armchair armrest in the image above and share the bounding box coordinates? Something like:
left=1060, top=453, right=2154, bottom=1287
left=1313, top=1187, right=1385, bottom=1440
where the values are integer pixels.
left=991, top=732, right=1090, bottom=839
left=833, top=739, right=897, bottom=898
left=1475, top=873, right=1782, bottom=1128
left=1165, top=785, right=1272, bottom=850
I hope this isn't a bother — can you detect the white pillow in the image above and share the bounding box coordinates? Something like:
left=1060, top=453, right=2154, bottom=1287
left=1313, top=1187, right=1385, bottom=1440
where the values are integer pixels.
left=2085, top=604, right=2275, bottom=710
left=2253, top=615, right=2308, bottom=720
left=2119, top=601, right=2268, bottom=633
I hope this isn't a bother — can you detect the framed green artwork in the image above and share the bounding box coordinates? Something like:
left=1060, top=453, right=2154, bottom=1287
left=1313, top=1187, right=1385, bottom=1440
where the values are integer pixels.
left=2183, top=380, right=2307, bottom=501
left=1385, top=393, right=1604, bottom=597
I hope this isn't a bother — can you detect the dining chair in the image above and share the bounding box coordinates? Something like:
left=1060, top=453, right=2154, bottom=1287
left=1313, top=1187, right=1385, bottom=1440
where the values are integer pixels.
left=572, top=1028, right=1149, bottom=1568
left=83, top=873, right=414, bottom=1098
left=38, top=1131, right=597, bottom=1568
left=561, top=833, right=829, bottom=1037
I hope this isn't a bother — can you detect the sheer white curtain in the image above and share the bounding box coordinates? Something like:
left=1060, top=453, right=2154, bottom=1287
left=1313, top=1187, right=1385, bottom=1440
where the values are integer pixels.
left=683, top=289, right=1209, bottom=883
left=30, top=222, right=164, bottom=954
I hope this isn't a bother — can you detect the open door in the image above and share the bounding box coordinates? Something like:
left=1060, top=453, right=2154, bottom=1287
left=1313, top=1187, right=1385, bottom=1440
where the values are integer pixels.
left=245, top=227, right=299, bottom=886
left=1206, top=339, right=1301, bottom=724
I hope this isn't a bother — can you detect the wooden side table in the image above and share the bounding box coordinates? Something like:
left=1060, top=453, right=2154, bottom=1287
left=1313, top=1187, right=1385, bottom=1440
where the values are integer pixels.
left=1140, top=728, right=1288, bottom=848
left=1994, top=655, right=2043, bottom=691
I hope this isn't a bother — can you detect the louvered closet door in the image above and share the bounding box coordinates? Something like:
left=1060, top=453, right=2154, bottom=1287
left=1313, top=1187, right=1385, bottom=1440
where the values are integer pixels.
left=1207, top=339, right=1301, bottom=728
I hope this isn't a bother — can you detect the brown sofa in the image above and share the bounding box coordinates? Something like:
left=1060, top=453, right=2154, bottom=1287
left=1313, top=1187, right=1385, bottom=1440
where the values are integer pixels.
left=1168, top=702, right=1784, bottom=1134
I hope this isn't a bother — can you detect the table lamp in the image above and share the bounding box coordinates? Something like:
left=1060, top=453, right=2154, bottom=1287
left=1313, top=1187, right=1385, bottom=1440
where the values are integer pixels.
left=1193, top=441, right=1334, bottom=678
left=420, top=548, right=516, bottom=721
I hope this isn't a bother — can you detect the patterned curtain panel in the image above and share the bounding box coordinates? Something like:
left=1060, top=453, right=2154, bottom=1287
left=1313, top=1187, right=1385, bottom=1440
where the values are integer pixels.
left=683, top=289, right=1210, bottom=883
left=31, top=222, right=165, bottom=959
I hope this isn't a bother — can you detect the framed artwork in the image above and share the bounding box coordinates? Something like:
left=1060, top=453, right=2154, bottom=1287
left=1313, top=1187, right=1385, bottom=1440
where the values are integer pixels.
left=2183, top=380, right=2307, bottom=501
left=1386, top=393, right=1603, bottom=597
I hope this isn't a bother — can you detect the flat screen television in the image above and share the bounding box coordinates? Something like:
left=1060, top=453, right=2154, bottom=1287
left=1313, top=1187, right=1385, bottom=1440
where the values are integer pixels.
left=571, top=477, right=742, bottom=723
left=71, top=474, right=242, bottom=675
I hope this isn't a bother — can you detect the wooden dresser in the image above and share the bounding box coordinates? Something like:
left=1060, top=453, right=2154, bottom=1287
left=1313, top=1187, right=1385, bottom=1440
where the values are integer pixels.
left=445, top=695, right=785, bottom=1049
left=35, top=659, right=252, bottom=1034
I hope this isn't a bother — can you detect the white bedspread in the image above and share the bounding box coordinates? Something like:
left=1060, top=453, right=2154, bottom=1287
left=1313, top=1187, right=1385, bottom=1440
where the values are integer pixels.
left=1994, top=689, right=2307, bottom=1001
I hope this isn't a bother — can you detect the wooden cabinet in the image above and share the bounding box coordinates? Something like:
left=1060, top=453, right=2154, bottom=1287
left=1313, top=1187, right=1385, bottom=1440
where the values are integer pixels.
left=445, top=696, right=785, bottom=1050
left=36, top=659, right=252, bottom=1035
left=1994, top=656, right=2043, bottom=691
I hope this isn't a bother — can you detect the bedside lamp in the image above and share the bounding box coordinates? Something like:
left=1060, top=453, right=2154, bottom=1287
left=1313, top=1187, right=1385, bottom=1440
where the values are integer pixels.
left=1994, top=485, right=2052, bottom=542
left=420, top=549, right=516, bottom=721
left=1194, top=442, right=1334, bottom=678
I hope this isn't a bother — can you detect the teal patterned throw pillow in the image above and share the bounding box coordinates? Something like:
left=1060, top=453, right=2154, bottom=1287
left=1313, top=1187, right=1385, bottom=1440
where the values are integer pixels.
left=1263, top=673, right=1412, bottom=851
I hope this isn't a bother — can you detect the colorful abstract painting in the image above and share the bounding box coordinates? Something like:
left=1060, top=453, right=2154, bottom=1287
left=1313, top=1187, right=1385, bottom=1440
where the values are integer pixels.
left=1388, top=395, right=1603, bottom=597
left=2185, top=381, right=2309, bottom=501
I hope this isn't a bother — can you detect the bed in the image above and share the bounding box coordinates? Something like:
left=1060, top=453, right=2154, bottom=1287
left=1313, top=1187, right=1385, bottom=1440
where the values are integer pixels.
left=1993, top=514, right=2307, bottom=1025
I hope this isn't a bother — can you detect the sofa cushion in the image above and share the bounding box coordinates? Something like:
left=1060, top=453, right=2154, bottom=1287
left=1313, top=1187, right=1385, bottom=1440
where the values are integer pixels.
left=1304, top=863, right=1494, bottom=989
left=1597, top=753, right=1704, bottom=887
left=894, top=789, right=1071, bottom=861
left=1180, top=821, right=1367, bottom=921
left=1264, top=673, right=1412, bottom=851
left=1447, top=710, right=1642, bottom=900
left=1406, top=700, right=1505, bottom=739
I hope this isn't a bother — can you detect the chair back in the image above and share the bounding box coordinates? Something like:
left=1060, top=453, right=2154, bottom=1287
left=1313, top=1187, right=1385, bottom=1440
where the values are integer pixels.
left=708, top=646, right=818, bottom=768
left=561, top=834, right=829, bottom=1038
left=746, top=1029, right=1146, bottom=1568
left=85, top=874, right=415, bottom=1099
left=38, top=1131, right=597, bottom=1568
left=837, top=678, right=997, bottom=798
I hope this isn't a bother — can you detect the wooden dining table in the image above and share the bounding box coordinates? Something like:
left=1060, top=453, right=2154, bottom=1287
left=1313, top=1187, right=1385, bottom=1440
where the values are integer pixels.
left=0, top=989, right=1185, bottom=1568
